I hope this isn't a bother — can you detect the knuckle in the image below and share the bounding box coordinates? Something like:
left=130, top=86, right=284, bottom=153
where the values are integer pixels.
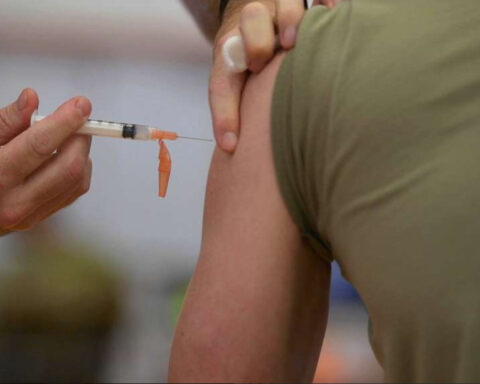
left=29, top=129, right=53, bottom=157
left=0, top=206, right=25, bottom=228
left=81, top=182, right=90, bottom=195
left=80, top=176, right=91, bottom=195
left=253, top=43, right=273, bottom=57
left=65, top=156, right=86, bottom=185
left=80, top=183, right=90, bottom=196
left=247, top=44, right=273, bottom=61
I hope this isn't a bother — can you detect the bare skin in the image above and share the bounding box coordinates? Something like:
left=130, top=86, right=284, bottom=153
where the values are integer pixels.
left=169, top=54, right=331, bottom=382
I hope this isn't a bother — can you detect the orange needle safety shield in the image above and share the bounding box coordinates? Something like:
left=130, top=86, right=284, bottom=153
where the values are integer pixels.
left=152, top=130, right=178, bottom=141
left=158, top=140, right=172, bottom=198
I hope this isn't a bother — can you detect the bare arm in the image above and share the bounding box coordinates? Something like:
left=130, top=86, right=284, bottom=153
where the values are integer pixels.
left=169, top=53, right=331, bottom=382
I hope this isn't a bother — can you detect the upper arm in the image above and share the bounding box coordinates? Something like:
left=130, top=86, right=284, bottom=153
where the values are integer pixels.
left=169, top=53, right=330, bottom=383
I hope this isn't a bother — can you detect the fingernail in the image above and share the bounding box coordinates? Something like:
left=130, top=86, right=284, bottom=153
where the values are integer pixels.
left=75, top=97, right=91, bottom=117
left=16, top=89, right=28, bottom=111
left=222, top=132, right=238, bottom=152
left=283, top=26, right=297, bottom=48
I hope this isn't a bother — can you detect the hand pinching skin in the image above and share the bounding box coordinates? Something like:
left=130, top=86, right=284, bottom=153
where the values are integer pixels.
left=210, top=0, right=342, bottom=153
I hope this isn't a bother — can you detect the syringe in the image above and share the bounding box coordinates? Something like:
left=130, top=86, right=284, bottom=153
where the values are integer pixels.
left=30, top=110, right=212, bottom=142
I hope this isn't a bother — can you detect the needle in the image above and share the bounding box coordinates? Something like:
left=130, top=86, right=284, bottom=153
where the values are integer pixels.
left=177, top=135, right=213, bottom=142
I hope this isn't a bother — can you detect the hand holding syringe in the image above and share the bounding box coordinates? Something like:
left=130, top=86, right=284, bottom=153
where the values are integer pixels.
left=31, top=111, right=211, bottom=198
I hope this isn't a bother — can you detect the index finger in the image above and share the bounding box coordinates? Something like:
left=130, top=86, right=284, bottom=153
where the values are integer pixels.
left=210, top=33, right=247, bottom=153
left=0, top=96, right=91, bottom=188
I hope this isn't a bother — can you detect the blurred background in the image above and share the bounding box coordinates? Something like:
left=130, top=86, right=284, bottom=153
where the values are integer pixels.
left=0, top=1, right=382, bottom=382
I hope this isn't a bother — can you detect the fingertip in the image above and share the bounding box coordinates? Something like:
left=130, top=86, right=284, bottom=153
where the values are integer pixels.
left=24, top=88, right=39, bottom=109
left=277, top=1, right=304, bottom=49
left=54, top=96, right=92, bottom=120
left=16, top=88, right=39, bottom=113
left=212, top=116, right=237, bottom=152
left=16, top=89, right=29, bottom=111
left=281, top=25, right=297, bottom=49
left=221, top=132, right=238, bottom=153
left=74, top=96, right=92, bottom=117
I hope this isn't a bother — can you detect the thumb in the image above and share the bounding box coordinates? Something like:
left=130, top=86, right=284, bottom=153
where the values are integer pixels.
left=210, top=35, right=247, bottom=153
left=0, top=88, right=39, bottom=146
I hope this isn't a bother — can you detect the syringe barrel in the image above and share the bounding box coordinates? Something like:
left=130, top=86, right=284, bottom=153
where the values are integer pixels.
left=79, top=120, right=126, bottom=138
left=133, top=125, right=153, bottom=140
left=30, top=111, right=153, bottom=141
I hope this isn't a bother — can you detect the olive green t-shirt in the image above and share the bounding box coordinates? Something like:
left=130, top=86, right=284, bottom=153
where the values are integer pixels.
left=271, top=1, right=480, bottom=381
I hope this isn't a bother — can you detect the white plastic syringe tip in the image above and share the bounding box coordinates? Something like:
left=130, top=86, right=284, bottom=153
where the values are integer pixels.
left=222, top=35, right=248, bottom=73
